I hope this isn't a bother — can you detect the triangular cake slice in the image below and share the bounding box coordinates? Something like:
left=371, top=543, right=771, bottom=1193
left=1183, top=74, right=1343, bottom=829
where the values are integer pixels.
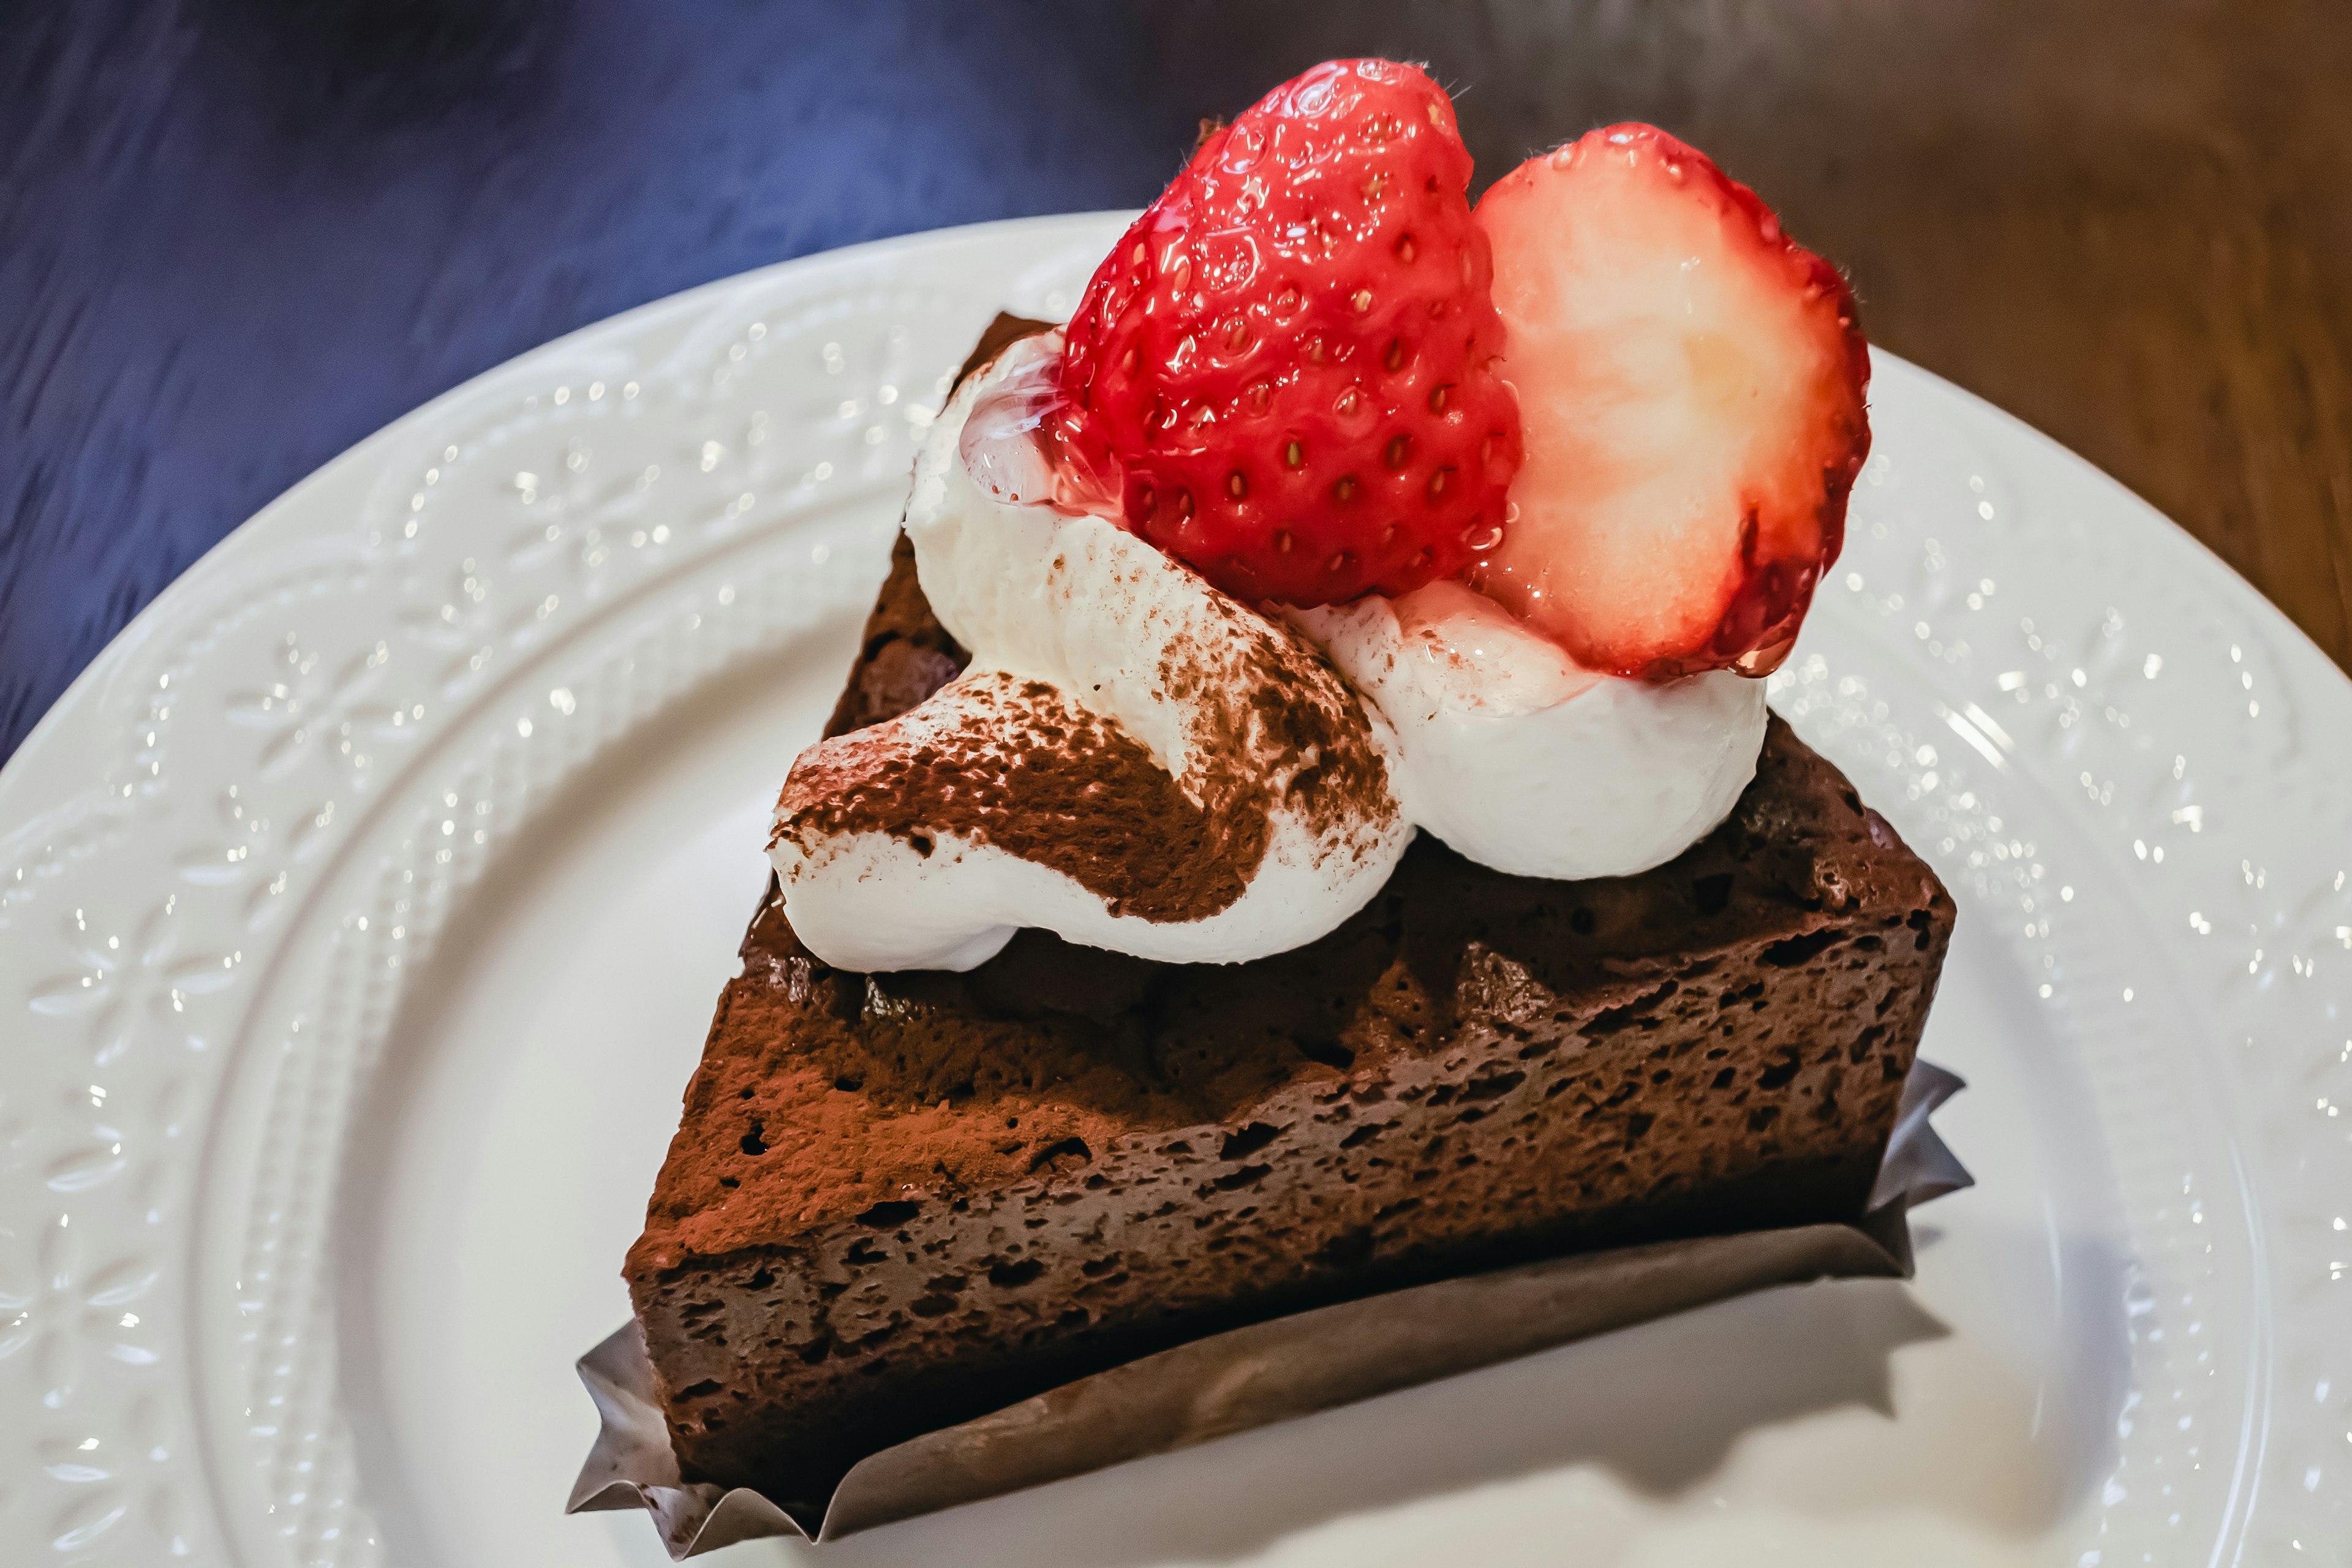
left=623, top=320, right=1954, bottom=1507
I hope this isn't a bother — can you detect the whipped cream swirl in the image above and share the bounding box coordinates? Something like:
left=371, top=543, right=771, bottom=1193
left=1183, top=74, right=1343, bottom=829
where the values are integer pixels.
left=771, top=335, right=1408, bottom=971
left=771, top=331, right=1766, bottom=973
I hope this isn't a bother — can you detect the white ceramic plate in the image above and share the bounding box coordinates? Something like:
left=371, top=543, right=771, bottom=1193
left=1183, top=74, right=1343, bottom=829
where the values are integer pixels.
left=2, top=214, right=2346, bottom=1568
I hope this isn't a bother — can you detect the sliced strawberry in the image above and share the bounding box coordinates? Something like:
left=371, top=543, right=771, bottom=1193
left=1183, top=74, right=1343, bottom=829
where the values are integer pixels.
left=1469, top=125, right=1869, bottom=679
left=1050, top=59, right=1521, bottom=606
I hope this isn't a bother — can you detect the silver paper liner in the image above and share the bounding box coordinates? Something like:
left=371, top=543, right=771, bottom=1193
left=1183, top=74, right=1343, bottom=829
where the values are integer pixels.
left=570, top=1060, right=1971, bottom=1554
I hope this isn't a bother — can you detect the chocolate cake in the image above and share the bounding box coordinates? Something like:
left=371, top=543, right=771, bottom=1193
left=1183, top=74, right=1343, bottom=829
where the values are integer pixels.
left=624, top=391, right=1956, bottom=1506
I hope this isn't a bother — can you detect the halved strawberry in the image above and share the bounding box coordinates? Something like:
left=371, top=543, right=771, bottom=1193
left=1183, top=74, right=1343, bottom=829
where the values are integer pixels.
left=1469, top=125, right=1869, bottom=679
left=1050, top=59, right=1521, bottom=606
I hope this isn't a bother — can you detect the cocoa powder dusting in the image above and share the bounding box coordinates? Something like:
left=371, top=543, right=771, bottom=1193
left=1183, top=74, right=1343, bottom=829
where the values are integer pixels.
left=780, top=672, right=1257, bottom=922
left=1153, top=587, right=1396, bottom=873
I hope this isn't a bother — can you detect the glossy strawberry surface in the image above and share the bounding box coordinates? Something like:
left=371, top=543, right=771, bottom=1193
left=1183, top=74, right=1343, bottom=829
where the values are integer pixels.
left=1052, top=59, right=1522, bottom=606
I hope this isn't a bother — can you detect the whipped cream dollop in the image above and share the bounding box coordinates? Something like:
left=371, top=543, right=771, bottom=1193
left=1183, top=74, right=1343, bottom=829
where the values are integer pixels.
left=1295, top=583, right=1764, bottom=880
left=771, top=334, right=1409, bottom=971
left=771, top=331, right=1766, bottom=973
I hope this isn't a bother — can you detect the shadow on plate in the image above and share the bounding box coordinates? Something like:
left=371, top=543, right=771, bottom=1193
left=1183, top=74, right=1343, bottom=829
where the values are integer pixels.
left=767, top=1215, right=2127, bottom=1567
left=777, top=1276, right=1941, bottom=1567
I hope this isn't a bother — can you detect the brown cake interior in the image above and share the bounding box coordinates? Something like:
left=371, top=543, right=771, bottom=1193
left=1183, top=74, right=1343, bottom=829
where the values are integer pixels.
left=622, top=315, right=1956, bottom=1513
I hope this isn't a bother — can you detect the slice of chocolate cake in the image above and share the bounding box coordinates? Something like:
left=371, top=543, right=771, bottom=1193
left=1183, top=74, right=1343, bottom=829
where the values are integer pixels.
left=624, top=524, right=1955, bottom=1512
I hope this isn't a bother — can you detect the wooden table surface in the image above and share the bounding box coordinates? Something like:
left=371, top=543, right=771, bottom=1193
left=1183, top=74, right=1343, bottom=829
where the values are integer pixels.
left=7, top=1, right=2347, bottom=761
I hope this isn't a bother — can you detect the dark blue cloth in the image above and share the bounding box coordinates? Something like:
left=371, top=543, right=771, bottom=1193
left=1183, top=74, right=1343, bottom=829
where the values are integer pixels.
left=1, top=1, right=1234, bottom=761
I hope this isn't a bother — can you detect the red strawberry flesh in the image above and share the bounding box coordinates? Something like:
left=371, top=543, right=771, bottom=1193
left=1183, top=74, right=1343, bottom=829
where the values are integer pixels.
left=1469, top=125, right=1870, bottom=679
left=1050, top=59, right=1521, bottom=606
